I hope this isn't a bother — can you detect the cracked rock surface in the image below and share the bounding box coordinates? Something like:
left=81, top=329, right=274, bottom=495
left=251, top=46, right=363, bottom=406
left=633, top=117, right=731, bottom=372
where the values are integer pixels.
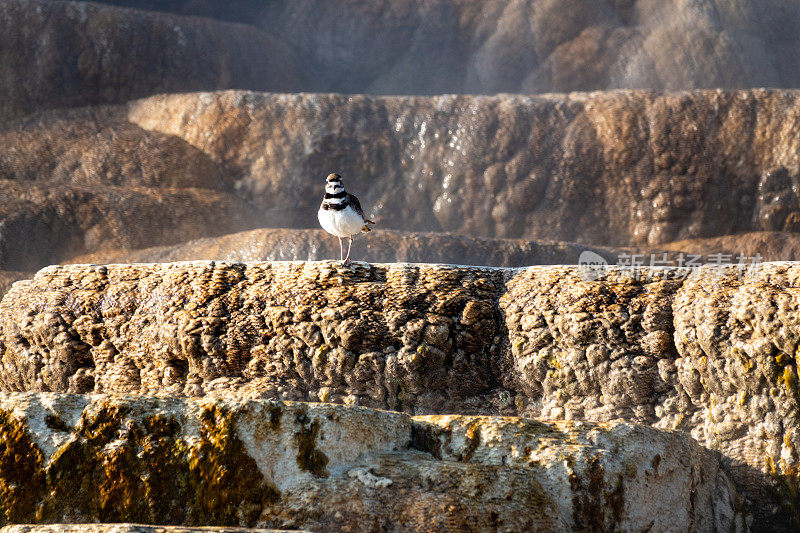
left=1, top=260, right=799, bottom=526
left=0, top=393, right=742, bottom=531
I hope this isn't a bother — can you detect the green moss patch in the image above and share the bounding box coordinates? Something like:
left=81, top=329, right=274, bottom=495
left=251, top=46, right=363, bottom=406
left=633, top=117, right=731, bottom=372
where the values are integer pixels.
left=189, top=404, right=281, bottom=525
left=0, top=409, right=46, bottom=523
left=294, top=410, right=329, bottom=478
left=0, top=401, right=281, bottom=527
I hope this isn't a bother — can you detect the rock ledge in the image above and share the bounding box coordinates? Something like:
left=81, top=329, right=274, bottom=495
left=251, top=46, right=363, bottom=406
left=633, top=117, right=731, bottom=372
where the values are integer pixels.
left=0, top=393, right=741, bottom=531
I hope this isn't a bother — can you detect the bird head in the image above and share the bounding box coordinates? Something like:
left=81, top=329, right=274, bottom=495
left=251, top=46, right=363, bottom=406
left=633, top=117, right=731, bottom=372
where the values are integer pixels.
left=325, top=173, right=344, bottom=193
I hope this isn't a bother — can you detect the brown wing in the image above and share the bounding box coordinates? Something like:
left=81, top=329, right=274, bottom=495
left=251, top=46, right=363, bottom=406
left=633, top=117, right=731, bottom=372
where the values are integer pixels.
left=347, top=193, right=366, bottom=219
left=348, top=193, right=375, bottom=231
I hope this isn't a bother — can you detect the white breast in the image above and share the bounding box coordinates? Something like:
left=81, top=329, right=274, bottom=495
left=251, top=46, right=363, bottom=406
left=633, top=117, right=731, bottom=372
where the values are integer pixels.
left=318, top=205, right=364, bottom=237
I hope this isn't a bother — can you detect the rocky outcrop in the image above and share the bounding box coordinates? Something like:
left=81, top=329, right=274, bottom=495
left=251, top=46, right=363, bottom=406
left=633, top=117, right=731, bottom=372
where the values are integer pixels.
left=5, top=89, right=800, bottom=274
left=0, top=393, right=743, bottom=531
left=0, top=105, right=261, bottom=271
left=0, top=260, right=797, bottom=526
left=125, top=89, right=800, bottom=247
left=658, top=231, right=800, bottom=262
left=0, top=0, right=310, bottom=119
left=0, top=272, right=29, bottom=302
left=253, top=0, right=800, bottom=95
left=30, top=0, right=800, bottom=98
left=65, top=228, right=618, bottom=268
left=0, top=180, right=259, bottom=273
left=5, top=1, right=797, bottom=530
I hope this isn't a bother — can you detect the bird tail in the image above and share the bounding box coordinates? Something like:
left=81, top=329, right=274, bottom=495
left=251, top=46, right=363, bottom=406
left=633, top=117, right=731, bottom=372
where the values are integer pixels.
left=362, top=219, right=375, bottom=232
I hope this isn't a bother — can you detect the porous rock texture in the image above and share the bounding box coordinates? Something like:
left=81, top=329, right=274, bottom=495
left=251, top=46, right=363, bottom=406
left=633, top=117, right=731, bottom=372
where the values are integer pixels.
left=0, top=260, right=797, bottom=526
left=0, top=393, right=743, bottom=531
left=124, top=89, right=800, bottom=247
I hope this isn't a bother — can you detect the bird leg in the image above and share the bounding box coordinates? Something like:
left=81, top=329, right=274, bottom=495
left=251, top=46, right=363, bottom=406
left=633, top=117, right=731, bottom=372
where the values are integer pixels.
left=344, top=236, right=353, bottom=266
left=338, top=237, right=343, bottom=261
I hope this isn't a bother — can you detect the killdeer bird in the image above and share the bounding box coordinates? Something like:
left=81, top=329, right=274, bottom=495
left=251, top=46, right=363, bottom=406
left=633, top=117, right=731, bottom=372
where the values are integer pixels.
left=317, top=173, right=374, bottom=265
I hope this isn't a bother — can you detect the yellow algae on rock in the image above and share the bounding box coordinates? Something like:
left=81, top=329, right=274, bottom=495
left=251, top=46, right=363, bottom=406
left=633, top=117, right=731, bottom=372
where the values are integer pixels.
left=0, top=394, right=743, bottom=532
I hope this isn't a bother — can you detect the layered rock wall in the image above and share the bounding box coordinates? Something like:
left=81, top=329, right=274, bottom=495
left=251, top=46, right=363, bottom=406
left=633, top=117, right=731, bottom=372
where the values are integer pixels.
left=5, top=0, right=800, bottom=113
left=0, top=0, right=309, bottom=119
left=126, top=89, right=800, bottom=246
left=1, top=260, right=799, bottom=526
left=4, top=89, right=800, bottom=275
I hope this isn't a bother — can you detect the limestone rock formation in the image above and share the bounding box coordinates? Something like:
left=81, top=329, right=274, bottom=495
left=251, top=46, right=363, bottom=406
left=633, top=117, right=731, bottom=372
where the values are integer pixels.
left=0, top=260, right=797, bottom=525
left=0, top=105, right=261, bottom=272
left=13, top=0, right=800, bottom=101
left=126, top=89, right=800, bottom=246
left=0, top=393, right=743, bottom=531
left=658, top=231, right=800, bottom=262
left=0, top=272, right=28, bottom=302
left=253, top=0, right=800, bottom=95
left=0, top=180, right=259, bottom=273
left=0, top=0, right=310, bottom=119
left=65, top=228, right=618, bottom=268
left=3, top=1, right=798, bottom=530
left=5, top=88, right=800, bottom=275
